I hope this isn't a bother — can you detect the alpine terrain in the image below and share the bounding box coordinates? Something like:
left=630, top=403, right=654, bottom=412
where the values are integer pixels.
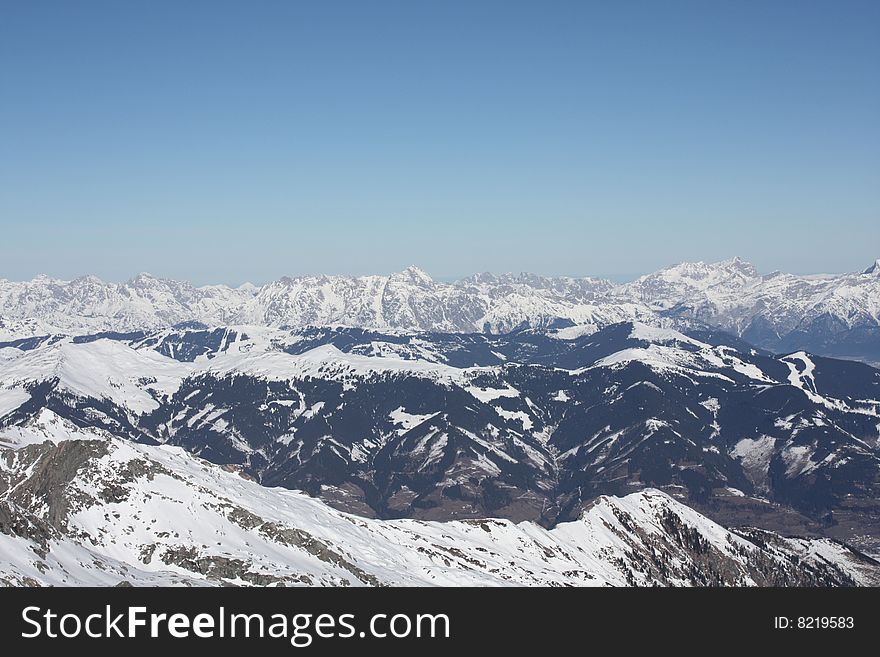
left=2, top=257, right=879, bottom=364
left=1, top=258, right=879, bottom=586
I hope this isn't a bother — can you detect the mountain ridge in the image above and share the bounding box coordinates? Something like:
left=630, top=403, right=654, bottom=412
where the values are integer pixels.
left=2, top=422, right=877, bottom=586
left=2, top=258, right=879, bottom=365
left=3, top=321, right=879, bottom=554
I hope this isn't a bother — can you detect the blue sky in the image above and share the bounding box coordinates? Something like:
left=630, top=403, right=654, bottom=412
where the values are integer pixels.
left=1, top=1, right=878, bottom=284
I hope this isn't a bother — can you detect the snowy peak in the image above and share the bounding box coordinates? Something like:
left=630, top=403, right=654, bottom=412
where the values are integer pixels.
left=70, top=274, right=106, bottom=286
left=127, top=271, right=160, bottom=286
left=651, top=256, right=759, bottom=283
left=624, top=257, right=760, bottom=304
left=233, top=282, right=259, bottom=294
left=391, top=265, right=434, bottom=286
left=723, top=255, right=758, bottom=273
left=863, top=259, right=880, bottom=275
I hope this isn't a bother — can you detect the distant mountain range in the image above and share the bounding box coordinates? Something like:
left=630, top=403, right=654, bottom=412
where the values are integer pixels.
left=2, top=257, right=879, bottom=365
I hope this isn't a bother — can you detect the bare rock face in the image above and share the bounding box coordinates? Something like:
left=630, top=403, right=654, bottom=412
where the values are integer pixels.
left=2, top=440, right=109, bottom=527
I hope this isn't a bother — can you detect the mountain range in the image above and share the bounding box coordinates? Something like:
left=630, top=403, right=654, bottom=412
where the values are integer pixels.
left=2, top=257, right=880, bottom=586
left=2, top=320, right=879, bottom=560
left=2, top=257, right=880, bottom=365
left=2, top=421, right=877, bottom=586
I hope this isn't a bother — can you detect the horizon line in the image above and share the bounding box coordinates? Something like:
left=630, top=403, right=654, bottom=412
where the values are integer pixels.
left=2, top=255, right=879, bottom=288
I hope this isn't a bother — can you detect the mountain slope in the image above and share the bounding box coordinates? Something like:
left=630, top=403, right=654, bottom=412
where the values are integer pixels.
left=1, top=419, right=876, bottom=587
left=2, top=322, right=878, bottom=554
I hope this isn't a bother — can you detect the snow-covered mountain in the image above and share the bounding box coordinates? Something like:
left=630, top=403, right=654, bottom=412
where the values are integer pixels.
left=2, top=258, right=879, bottom=363
left=3, top=260, right=880, bottom=586
left=2, top=321, right=879, bottom=556
left=0, top=273, right=256, bottom=335
left=0, top=267, right=650, bottom=336
left=624, top=257, right=880, bottom=364
left=2, top=418, right=876, bottom=586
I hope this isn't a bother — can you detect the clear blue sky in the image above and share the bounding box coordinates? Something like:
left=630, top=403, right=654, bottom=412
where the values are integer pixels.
left=1, top=0, right=878, bottom=285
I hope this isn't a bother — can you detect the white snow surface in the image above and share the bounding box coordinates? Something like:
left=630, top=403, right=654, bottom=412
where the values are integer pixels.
left=1, top=419, right=875, bottom=587
left=0, top=339, right=190, bottom=414
left=2, top=257, right=878, bottom=338
left=0, top=388, right=29, bottom=418
left=0, top=337, right=487, bottom=415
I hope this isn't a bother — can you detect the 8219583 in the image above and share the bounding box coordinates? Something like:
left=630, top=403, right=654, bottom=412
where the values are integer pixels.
left=774, top=617, right=854, bottom=630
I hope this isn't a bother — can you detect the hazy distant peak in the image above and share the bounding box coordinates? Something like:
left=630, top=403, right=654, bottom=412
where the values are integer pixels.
left=391, top=265, right=434, bottom=285
left=863, top=259, right=880, bottom=275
